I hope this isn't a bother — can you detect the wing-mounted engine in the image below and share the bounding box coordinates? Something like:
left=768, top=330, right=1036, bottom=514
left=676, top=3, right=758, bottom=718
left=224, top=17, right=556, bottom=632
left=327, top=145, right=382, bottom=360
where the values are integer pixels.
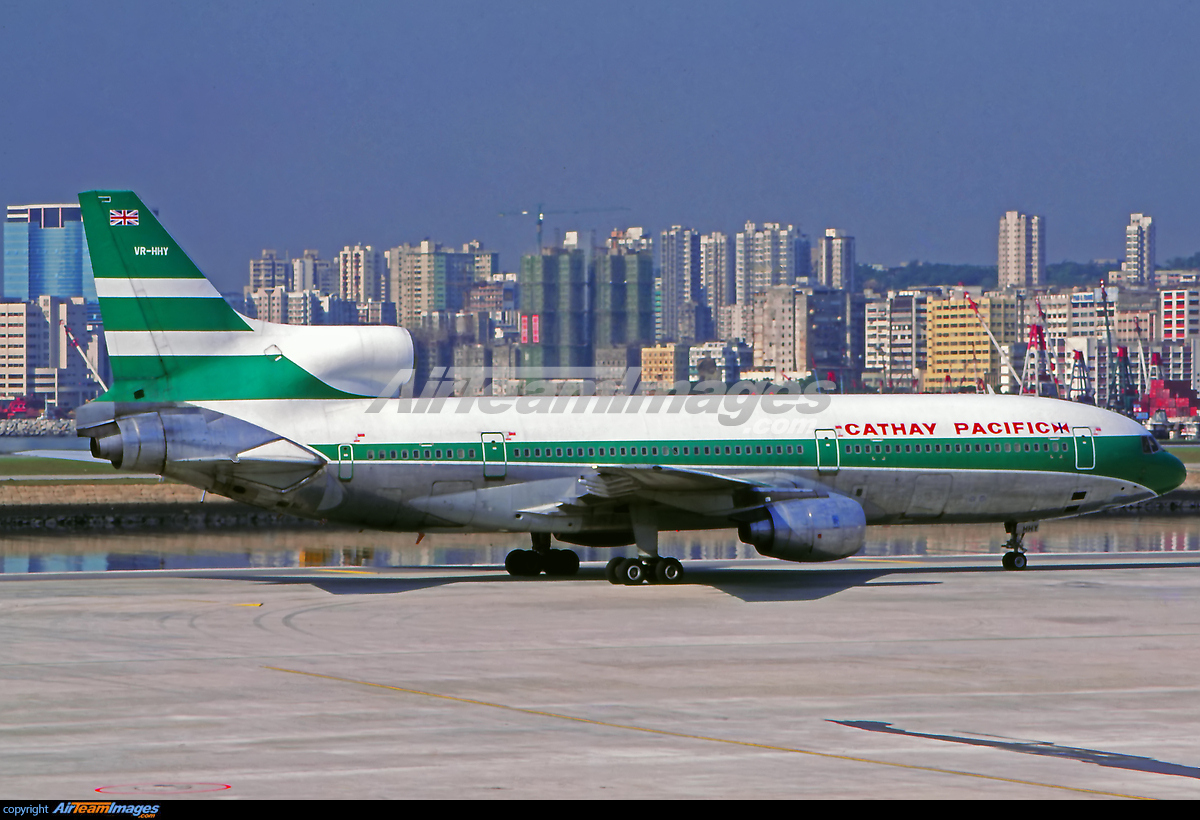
left=737, top=495, right=867, bottom=562
left=77, top=401, right=327, bottom=503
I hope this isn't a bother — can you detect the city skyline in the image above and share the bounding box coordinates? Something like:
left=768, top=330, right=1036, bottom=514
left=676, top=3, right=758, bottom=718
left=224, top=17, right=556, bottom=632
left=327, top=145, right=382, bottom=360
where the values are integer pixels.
left=2, top=2, right=1199, bottom=292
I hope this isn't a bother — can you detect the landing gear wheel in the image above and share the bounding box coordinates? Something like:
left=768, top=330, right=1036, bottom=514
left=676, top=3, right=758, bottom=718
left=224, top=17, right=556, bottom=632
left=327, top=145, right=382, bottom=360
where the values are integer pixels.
left=1002, top=551, right=1027, bottom=571
left=619, top=558, right=646, bottom=585
left=544, top=548, right=580, bottom=577
left=655, top=557, right=684, bottom=584
left=505, top=549, right=542, bottom=577
left=605, top=557, right=625, bottom=585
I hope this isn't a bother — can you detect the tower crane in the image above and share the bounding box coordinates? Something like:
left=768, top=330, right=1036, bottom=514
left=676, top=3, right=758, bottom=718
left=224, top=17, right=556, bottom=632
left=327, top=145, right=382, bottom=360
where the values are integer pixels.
left=499, top=202, right=631, bottom=251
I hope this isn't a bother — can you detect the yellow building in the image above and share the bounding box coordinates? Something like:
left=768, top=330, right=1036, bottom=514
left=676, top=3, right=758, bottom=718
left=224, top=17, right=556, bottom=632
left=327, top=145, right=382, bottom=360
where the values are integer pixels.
left=640, top=343, right=691, bottom=391
left=928, top=294, right=1021, bottom=392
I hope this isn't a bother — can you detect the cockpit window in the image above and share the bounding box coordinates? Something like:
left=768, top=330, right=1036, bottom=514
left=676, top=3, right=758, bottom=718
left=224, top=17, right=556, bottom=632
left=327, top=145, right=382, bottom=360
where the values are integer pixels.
left=1142, top=436, right=1161, bottom=454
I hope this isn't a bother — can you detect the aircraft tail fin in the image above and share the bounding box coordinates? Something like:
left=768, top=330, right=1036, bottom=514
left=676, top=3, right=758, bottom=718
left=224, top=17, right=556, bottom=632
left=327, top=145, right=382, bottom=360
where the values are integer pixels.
left=79, top=190, right=412, bottom=403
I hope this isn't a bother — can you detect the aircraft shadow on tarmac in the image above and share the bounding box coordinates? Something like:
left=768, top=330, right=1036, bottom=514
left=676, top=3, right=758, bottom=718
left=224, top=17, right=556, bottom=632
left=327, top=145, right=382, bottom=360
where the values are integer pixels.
left=831, top=719, right=1200, bottom=781
left=195, top=558, right=1200, bottom=603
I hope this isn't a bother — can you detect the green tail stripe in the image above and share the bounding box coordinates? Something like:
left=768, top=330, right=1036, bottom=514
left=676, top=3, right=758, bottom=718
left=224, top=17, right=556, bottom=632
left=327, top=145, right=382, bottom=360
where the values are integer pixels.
left=104, top=355, right=367, bottom=402
left=99, top=297, right=252, bottom=332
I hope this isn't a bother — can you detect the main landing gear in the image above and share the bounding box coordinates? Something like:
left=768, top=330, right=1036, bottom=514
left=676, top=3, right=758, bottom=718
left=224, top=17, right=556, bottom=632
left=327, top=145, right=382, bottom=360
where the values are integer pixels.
left=505, top=533, right=580, bottom=577
left=605, top=556, right=685, bottom=585
left=1002, top=521, right=1036, bottom=570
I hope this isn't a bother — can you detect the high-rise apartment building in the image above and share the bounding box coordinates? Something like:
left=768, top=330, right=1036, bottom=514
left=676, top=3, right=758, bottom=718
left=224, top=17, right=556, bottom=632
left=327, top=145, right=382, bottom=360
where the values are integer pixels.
left=864, top=289, right=932, bottom=391
left=594, top=247, right=655, bottom=351
left=734, top=222, right=809, bottom=305
left=291, top=250, right=338, bottom=296
left=4, top=204, right=96, bottom=300
left=0, top=296, right=102, bottom=407
left=248, top=249, right=293, bottom=291
left=817, top=229, right=856, bottom=291
left=751, top=286, right=846, bottom=381
left=700, top=232, right=732, bottom=316
left=338, top=244, right=385, bottom=303
left=998, top=211, right=1045, bottom=289
left=659, top=226, right=701, bottom=342
left=519, top=248, right=592, bottom=369
left=386, top=241, right=480, bottom=328
left=1123, top=213, right=1155, bottom=285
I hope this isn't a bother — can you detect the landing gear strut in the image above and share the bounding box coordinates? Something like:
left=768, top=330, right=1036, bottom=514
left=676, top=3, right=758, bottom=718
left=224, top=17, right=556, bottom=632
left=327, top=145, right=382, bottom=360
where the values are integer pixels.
left=504, top=533, right=579, bottom=578
left=1002, top=521, right=1036, bottom=570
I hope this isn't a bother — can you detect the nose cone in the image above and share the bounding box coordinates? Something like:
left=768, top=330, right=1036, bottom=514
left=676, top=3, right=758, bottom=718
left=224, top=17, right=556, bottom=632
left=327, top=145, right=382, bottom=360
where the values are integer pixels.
left=1147, top=451, right=1188, bottom=496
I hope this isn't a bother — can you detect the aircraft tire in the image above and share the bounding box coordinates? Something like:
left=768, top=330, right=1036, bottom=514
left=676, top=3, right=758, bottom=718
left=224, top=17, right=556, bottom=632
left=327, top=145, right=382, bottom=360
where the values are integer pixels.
left=546, top=549, right=580, bottom=576
left=655, top=557, right=684, bottom=584
left=605, top=557, right=624, bottom=584
left=1002, top=552, right=1014, bottom=570
left=1011, top=552, right=1027, bottom=570
left=505, top=549, right=542, bottom=577
left=619, top=558, right=646, bottom=585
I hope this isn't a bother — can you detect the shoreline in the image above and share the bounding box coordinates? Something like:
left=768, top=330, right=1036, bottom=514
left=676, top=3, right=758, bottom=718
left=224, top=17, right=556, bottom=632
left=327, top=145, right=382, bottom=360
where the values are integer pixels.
left=2, top=479, right=1197, bottom=535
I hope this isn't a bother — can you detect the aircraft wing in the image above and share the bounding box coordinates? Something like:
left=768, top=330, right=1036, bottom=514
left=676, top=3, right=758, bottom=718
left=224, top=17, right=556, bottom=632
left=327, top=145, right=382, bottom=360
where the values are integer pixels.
left=519, top=463, right=819, bottom=518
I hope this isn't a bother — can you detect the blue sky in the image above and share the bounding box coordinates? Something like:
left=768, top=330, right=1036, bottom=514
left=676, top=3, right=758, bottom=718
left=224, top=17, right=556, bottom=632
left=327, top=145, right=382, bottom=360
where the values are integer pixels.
left=2, top=1, right=1198, bottom=291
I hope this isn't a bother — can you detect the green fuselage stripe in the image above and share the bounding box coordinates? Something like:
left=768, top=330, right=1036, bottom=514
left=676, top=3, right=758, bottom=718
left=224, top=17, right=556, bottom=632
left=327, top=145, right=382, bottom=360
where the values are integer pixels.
left=312, top=433, right=1167, bottom=488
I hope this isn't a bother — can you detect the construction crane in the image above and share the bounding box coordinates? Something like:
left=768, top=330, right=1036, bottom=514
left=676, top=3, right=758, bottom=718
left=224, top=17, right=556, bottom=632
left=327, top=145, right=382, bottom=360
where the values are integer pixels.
left=964, top=290, right=1023, bottom=394
left=60, top=320, right=108, bottom=391
left=498, top=202, right=631, bottom=251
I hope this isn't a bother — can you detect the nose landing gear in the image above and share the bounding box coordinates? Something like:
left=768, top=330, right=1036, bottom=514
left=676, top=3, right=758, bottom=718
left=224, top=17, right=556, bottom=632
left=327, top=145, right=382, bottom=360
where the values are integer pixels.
left=1002, top=521, right=1037, bottom=570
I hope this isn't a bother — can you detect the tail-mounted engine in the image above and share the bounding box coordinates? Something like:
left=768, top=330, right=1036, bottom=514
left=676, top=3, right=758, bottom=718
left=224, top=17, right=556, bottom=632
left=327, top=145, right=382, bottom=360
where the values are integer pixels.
left=738, top=495, right=866, bottom=562
left=77, top=402, right=325, bottom=496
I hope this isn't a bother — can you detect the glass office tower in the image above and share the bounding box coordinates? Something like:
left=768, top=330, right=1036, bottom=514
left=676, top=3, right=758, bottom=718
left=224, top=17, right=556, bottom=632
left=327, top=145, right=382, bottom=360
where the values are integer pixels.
left=4, top=203, right=96, bottom=300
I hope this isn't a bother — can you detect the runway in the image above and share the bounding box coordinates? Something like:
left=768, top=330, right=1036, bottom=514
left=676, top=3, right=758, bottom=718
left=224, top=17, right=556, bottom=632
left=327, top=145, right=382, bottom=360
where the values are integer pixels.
left=3, top=553, right=1200, bottom=799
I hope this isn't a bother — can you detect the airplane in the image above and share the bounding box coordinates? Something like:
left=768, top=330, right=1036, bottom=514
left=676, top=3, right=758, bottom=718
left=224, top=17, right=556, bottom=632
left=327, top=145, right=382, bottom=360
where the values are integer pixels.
left=74, top=190, right=1187, bottom=583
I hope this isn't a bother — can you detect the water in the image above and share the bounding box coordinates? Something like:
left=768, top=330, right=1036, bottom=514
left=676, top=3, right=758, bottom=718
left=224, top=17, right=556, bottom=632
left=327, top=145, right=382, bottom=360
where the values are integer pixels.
left=2, top=515, right=1197, bottom=574
left=0, top=436, right=87, bottom=454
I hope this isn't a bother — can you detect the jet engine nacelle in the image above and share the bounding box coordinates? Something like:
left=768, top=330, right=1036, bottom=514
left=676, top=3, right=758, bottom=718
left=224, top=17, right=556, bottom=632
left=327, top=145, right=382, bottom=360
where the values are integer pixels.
left=81, top=404, right=323, bottom=491
left=738, top=495, right=866, bottom=562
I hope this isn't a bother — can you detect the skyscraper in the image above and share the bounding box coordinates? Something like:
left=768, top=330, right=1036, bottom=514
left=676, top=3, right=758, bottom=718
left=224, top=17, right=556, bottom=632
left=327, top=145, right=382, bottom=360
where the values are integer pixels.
left=659, top=226, right=700, bottom=342
left=594, top=246, right=655, bottom=350
left=338, top=244, right=385, bottom=303
left=817, top=229, right=856, bottom=291
left=4, top=204, right=96, bottom=300
left=734, top=222, right=808, bottom=305
left=1123, top=213, right=1155, bottom=285
left=519, top=247, right=592, bottom=368
left=998, top=211, right=1045, bottom=289
left=386, top=240, right=481, bottom=327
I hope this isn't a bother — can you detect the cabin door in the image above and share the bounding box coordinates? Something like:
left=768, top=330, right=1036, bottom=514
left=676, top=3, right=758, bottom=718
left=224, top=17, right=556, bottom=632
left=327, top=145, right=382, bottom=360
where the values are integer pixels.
left=1073, top=427, right=1095, bottom=470
left=481, top=432, right=507, bottom=479
left=337, top=444, right=354, bottom=481
left=815, top=429, right=840, bottom=475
